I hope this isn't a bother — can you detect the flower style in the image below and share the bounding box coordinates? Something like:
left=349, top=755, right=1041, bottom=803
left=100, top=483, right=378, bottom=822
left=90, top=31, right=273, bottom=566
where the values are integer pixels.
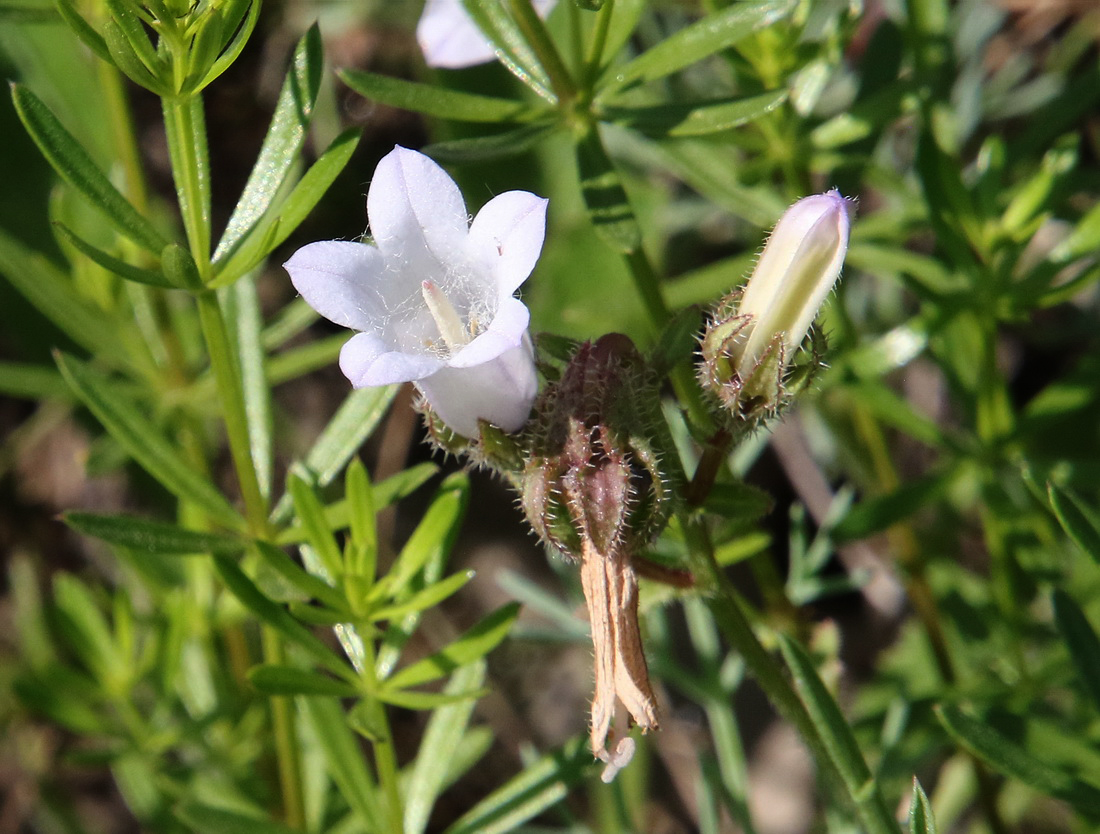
left=284, top=146, right=547, bottom=438
left=417, top=0, right=558, bottom=69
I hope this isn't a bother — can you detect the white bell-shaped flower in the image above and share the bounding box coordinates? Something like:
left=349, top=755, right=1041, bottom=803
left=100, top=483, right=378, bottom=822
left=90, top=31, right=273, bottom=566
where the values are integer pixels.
left=284, top=146, right=547, bottom=438
left=417, top=0, right=558, bottom=69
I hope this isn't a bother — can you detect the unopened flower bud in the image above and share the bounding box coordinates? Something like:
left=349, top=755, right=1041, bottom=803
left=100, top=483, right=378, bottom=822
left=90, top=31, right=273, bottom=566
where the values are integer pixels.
left=700, top=189, right=853, bottom=423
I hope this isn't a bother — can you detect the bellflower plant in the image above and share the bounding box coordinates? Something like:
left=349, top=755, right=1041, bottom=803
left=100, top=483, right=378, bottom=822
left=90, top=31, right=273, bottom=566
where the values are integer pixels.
left=417, top=0, right=558, bottom=68
left=285, top=146, right=547, bottom=438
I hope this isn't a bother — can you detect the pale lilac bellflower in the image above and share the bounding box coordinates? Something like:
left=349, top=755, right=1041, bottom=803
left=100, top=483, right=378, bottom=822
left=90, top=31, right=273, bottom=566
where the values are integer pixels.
left=284, top=146, right=547, bottom=438
left=417, top=0, right=558, bottom=69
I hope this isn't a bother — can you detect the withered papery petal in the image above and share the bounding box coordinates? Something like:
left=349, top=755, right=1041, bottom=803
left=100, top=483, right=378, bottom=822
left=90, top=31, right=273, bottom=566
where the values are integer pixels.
left=580, top=540, right=658, bottom=775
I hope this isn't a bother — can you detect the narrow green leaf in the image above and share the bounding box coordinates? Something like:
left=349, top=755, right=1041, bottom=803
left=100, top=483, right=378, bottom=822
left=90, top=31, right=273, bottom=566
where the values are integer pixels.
left=212, top=555, right=349, bottom=677
left=104, top=0, right=162, bottom=76
left=832, top=468, right=955, bottom=542
left=383, top=475, right=469, bottom=595
left=597, top=0, right=647, bottom=73
left=375, top=687, right=487, bottom=710
left=175, top=801, right=299, bottom=834
left=253, top=541, right=346, bottom=611
left=345, top=458, right=377, bottom=569
left=13, top=671, right=105, bottom=734
left=215, top=25, right=323, bottom=261
left=370, top=571, right=474, bottom=622
left=0, top=230, right=123, bottom=359
left=215, top=128, right=361, bottom=283
left=249, top=664, right=360, bottom=697
left=10, top=83, right=168, bottom=252
left=385, top=602, right=520, bottom=690
left=574, top=124, right=640, bottom=253
left=300, top=696, right=384, bottom=831
left=778, top=635, right=895, bottom=829
left=288, top=474, right=343, bottom=578
left=272, top=385, right=397, bottom=524
left=443, top=736, right=590, bottom=834
left=54, top=223, right=176, bottom=288
left=460, top=0, right=555, bottom=101
left=937, top=704, right=1100, bottom=817
left=601, top=0, right=796, bottom=93
left=339, top=69, right=541, bottom=123
left=1049, top=483, right=1100, bottom=564
left=0, top=360, right=70, bottom=401
left=1052, top=589, right=1100, bottom=711
left=228, top=278, right=274, bottom=501
left=909, top=779, right=938, bottom=834
left=424, top=122, right=556, bottom=164
left=405, top=661, right=487, bottom=834
left=55, top=0, right=112, bottom=63
left=202, top=0, right=261, bottom=88
left=102, top=19, right=167, bottom=94
left=625, top=90, right=788, bottom=137
left=56, top=354, right=243, bottom=529
left=64, top=511, right=245, bottom=556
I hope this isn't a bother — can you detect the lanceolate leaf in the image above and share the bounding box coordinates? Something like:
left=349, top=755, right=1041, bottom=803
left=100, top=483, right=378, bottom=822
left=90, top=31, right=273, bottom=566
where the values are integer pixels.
left=56, top=354, right=243, bottom=529
left=215, top=25, right=324, bottom=262
left=1048, top=483, right=1100, bottom=564
left=248, top=664, right=360, bottom=697
left=10, top=84, right=168, bottom=253
left=574, top=125, right=640, bottom=254
left=443, top=736, right=591, bottom=834
left=778, top=635, right=896, bottom=832
left=424, top=122, right=556, bottom=164
left=600, top=0, right=797, bottom=93
left=384, top=603, right=520, bottom=690
left=214, top=128, right=362, bottom=284
left=63, top=512, right=246, bottom=556
left=460, top=0, right=555, bottom=102
left=175, top=802, right=300, bottom=834
left=340, top=70, right=542, bottom=123
left=212, top=556, right=350, bottom=677
left=0, top=230, right=123, bottom=361
left=54, top=223, right=177, bottom=289
left=937, top=704, right=1100, bottom=818
left=605, top=90, right=788, bottom=137
left=1052, top=589, right=1100, bottom=712
left=300, top=697, right=384, bottom=831
left=909, top=779, right=938, bottom=834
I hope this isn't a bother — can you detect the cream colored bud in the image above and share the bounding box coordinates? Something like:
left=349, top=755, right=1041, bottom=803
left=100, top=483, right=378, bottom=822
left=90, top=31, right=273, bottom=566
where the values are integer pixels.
left=734, top=189, right=853, bottom=376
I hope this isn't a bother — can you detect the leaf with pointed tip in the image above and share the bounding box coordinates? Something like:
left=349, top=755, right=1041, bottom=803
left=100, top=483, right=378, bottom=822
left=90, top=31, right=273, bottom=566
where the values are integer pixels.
left=54, top=223, right=176, bottom=288
left=600, top=0, right=797, bottom=93
left=385, top=603, right=519, bottom=690
left=1049, top=483, right=1100, bottom=564
left=215, top=25, right=324, bottom=261
left=605, top=90, right=788, bottom=137
left=11, top=84, right=168, bottom=252
left=63, top=512, right=246, bottom=556
left=248, top=664, right=360, bottom=697
left=909, top=779, right=937, bottom=834
left=56, top=354, right=243, bottom=528
left=340, top=69, right=542, bottom=123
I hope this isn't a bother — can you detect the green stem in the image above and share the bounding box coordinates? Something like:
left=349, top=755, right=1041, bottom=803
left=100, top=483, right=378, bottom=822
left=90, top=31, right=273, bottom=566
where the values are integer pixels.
left=195, top=290, right=269, bottom=534
left=682, top=516, right=899, bottom=834
left=262, top=626, right=307, bottom=830
left=582, top=0, right=615, bottom=89
left=162, top=95, right=212, bottom=272
left=506, top=0, right=577, bottom=106
left=361, top=639, right=404, bottom=834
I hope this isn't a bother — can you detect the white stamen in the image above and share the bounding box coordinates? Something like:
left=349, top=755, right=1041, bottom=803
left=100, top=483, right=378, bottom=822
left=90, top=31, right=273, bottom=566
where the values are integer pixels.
left=421, top=280, right=469, bottom=352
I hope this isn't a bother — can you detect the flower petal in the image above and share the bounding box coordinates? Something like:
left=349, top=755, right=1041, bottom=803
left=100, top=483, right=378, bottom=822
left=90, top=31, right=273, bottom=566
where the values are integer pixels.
left=468, top=191, right=548, bottom=296
left=367, top=147, right=469, bottom=272
left=416, top=337, right=538, bottom=436
left=284, top=240, right=387, bottom=331
left=339, top=332, right=443, bottom=387
left=447, top=296, right=530, bottom=369
left=416, top=0, right=499, bottom=68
